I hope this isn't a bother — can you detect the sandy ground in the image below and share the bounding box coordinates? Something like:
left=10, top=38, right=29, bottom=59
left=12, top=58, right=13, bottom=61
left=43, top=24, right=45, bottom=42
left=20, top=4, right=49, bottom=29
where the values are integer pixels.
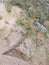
left=0, top=55, right=30, bottom=65
left=0, top=3, right=49, bottom=65
left=0, top=3, right=23, bottom=53
left=0, top=3, right=29, bottom=65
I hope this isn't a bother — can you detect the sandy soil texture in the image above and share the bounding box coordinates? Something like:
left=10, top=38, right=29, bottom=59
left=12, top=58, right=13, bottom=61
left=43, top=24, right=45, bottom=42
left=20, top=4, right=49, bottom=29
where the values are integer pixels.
left=0, top=3, right=49, bottom=65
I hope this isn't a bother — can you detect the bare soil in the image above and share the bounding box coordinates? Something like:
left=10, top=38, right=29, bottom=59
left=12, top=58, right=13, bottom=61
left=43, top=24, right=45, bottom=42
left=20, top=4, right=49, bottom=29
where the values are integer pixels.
left=0, top=3, right=49, bottom=65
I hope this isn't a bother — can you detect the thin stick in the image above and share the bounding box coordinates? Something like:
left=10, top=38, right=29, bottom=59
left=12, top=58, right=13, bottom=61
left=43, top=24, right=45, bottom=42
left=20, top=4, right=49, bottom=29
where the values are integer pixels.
left=3, top=33, right=27, bottom=54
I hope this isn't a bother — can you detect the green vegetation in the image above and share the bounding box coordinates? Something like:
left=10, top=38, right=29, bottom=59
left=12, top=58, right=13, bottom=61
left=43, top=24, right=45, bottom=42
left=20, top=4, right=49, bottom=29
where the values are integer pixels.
left=1, top=0, right=49, bottom=36
left=11, top=0, right=49, bottom=35
left=46, top=12, right=49, bottom=20
left=5, top=3, right=11, bottom=13
left=12, top=0, right=36, bottom=17
left=17, top=16, right=36, bottom=36
left=12, top=0, right=49, bottom=23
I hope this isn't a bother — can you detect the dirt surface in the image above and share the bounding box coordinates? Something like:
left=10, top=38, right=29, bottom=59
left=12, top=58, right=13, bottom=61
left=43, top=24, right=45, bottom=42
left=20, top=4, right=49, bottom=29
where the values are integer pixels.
left=0, top=3, right=49, bottom=65
left=0, top=55, right=30, bottom=65
left=0, top=3, right=23, bottom=54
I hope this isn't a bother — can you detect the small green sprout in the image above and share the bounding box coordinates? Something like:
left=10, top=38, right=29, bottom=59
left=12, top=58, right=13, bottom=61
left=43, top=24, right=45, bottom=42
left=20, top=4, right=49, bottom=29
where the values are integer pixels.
left=5, top=3, right=11, bottom=13
left=17, top=17, right=24, bottom=26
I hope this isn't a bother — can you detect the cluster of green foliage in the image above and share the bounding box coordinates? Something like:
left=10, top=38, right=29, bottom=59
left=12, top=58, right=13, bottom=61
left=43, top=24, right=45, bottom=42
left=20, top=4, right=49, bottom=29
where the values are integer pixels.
left=17, top=16, right=36, bottom=36
left=4, top=0, right=49, bottom=36
left=5, top=2, right=11, bottom=13
left=12, top=0, right=49, bottom=23
left=12, top=0, right=36, bottom=17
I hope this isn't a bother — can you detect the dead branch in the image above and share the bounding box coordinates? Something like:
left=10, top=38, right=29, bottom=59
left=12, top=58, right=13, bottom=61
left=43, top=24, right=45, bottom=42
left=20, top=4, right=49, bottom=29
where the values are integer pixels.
left=3, top=33, right=27, bottom=54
